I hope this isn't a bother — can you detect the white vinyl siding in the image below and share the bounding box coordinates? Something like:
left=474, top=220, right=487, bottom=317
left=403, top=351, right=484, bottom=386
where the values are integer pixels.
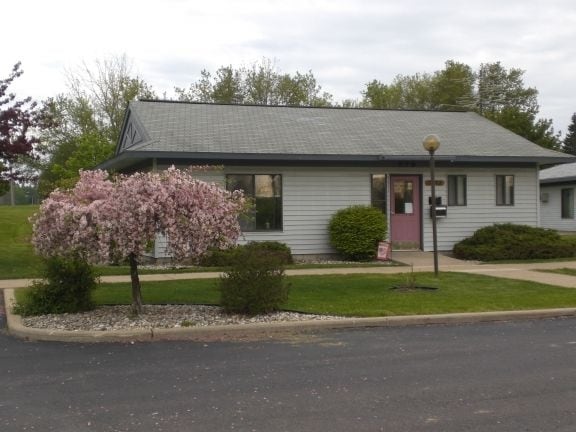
left=422, top=167, right=539, bottom=251
left=152, top=165, right=540, bottom=257
left=540, top=184, right=576, bottom=231
left=154, top=166, right=371, bottom=257
left=236, top=167, right=371, bottom=254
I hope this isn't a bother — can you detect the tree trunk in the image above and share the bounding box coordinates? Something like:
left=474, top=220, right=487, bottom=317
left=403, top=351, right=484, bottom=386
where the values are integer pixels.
left=129, top=253, right=143, bottom=315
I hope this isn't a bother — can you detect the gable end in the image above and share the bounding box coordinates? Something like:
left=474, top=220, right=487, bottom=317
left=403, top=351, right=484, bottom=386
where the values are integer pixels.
left=119, top=119, right=145, bottom=152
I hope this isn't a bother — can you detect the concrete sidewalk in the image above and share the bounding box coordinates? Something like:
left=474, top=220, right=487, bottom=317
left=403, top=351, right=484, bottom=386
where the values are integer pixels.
left=393, top=251, right=576, bottom=289
left=1, top=251, right=576, bottom=289
left=3, top=251, right=576, bottom=342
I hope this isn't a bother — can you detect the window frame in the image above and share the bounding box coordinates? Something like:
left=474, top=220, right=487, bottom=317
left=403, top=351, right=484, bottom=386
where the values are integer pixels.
left=495, top=175, right=515, bottom=206
left=447, top=175, right=467, bottom=206
left=371, top=174, right=387, bottom=214
left=226, top=174, right=283, bottom=232
left=561, top=188, right=574, bottom=219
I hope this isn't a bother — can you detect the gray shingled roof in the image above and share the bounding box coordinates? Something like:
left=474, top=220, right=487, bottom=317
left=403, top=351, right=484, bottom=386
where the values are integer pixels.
left=100, top=100, right=574, bottom=169
left=540, top=161, right=576, bottom=184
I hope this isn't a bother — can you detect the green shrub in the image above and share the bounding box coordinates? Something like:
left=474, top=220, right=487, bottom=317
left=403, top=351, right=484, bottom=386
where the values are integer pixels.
left=199, top=246, right=241, bottom=267
left=219, top=247, right=290, bottom=315
left=453, top=223, right=576, bottom=261
left=13, top=256, right=98, bottom=316
left=243, top=241, right=293, bottom=265
left=328, top=205, right=387, bottom=261
left=201, top=241, right=293, bottom=267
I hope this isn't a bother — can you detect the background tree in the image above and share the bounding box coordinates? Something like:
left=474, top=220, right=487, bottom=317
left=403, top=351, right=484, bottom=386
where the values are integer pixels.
left=244, top=58, right=278, bottom=105
left=430, top=60, right=475, bottom=110
left=362, top=79, right=403, bottom=109
left=175, top=58, right=333, bottom=107
left=38, top=55, right=156, bottom=196
left=475, top=62, right=539, bottom=115
left=361, top=60, right=560, bottom=149
left=31, top=167, right=245, bottom=314
left=485, top=107, right=561, bottom=150
left=65, top=55, right=156, bottom=143
left=563, top=113, right=576, bottom=155
left=211, top=66, right=244, bottom=104
left=0, top=63, right=41, bottom=190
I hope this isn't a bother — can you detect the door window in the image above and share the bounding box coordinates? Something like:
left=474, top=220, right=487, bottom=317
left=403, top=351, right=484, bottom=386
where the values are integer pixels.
left=394, top=180, right=414, bottom=214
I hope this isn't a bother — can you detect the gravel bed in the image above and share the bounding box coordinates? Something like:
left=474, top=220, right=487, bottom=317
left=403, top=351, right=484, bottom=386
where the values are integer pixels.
left=20, top=259, right=382, bottom=332
left=21, top=305, right=346, bottom=332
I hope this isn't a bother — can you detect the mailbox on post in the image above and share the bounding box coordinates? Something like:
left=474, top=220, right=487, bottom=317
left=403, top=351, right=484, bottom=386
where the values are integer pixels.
left=430, top=205, right=447, bottom=218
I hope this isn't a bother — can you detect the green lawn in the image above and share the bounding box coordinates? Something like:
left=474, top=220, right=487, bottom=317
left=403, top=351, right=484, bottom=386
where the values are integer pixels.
left=0, top=205, right=397, bottom=279
left=537, top=268, right=576, bottom=277
left=0, top=205, right=44, bottom=279
left=15, top=272, right=574, bottom=317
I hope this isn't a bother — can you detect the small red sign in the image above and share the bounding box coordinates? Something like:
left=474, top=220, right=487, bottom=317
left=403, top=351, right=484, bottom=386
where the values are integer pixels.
left=377, top=241, right=391, bottom=261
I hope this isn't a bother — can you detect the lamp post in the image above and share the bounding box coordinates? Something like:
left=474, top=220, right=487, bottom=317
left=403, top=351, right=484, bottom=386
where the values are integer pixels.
left=422, top=134, right=440, bottom=277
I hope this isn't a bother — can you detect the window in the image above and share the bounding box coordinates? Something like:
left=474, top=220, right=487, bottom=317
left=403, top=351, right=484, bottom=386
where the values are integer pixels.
left=393, top=180, right=414, bottom=214
left=561, top=188, right=574, bottom=219
left=448, top=175, right=467, bottom=206
left=226, top=174, right=282, bottom=231
left=371, top=174, right=387, bottom=213
left=496, top=175, right=514, bottom=206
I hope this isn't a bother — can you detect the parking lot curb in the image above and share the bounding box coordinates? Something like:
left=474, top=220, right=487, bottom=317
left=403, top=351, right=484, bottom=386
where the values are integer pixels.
left=5, top=289, right=576, bottom=343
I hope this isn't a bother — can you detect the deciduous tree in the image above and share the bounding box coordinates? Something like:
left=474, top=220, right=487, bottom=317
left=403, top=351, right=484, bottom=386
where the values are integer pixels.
left=175, top=58, right=333, bottom=107
left=31, top=167, right=245, bottom=314
left=38, top=55, right=156, bottom=196
left=0, top=62, right=40, bottom=183
left=361, top=60, right=559, bottom=149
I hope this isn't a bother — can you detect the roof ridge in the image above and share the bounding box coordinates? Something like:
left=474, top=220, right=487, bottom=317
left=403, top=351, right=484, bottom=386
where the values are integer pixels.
left=134, top=98, right=471, bottom=115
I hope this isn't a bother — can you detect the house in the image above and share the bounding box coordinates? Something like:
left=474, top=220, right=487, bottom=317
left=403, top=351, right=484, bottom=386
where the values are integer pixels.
left=540, top=161, right=576, bottom=232
left=98, top=100, right=573, bottom=259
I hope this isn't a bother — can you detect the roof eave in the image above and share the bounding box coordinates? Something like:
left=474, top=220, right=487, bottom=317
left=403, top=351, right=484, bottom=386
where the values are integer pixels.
left=541, top=176, right=576, bottom=185
left=97, top=151, right=575, bottom=171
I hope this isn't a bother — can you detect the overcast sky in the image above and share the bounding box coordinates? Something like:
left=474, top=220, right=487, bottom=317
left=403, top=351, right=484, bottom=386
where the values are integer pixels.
left=3, top=0, right=576, bottom=136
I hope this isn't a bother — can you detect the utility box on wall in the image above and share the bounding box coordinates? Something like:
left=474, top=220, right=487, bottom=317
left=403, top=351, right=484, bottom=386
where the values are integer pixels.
left=430, top=205, right=447, bottom=218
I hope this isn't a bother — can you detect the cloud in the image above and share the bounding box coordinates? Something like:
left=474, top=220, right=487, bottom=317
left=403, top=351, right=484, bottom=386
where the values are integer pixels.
left=2, top=0, right=575, bottom=133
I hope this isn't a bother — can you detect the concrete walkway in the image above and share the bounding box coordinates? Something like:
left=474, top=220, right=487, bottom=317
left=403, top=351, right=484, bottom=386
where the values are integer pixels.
left=394, top=251, right=576, bottom=288
left=3, top=252, right=576, bottom=342
left=1, top=252, right=576, bottom=289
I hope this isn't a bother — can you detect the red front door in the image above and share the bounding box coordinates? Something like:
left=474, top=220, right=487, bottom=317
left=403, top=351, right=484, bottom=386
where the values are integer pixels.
left=390, top=175, right=421, bottom=249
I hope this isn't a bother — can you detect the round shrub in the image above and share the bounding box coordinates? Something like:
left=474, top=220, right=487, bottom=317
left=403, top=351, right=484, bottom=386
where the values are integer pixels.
left=219, top=247, right=290, bottom=316
left=328, top=205, right=387, bottom=261
left=453, top=223, right=576, bottom=261
left=14, top=256, right=97, bottom=316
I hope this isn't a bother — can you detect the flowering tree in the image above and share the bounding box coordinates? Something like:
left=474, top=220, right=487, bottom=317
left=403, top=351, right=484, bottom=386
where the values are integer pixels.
left=31, top=167, right=245, bottom=314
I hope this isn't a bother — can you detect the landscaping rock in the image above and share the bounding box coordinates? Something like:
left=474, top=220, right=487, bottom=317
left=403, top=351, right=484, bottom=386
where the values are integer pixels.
left=20, top=305, right=345, bottom=331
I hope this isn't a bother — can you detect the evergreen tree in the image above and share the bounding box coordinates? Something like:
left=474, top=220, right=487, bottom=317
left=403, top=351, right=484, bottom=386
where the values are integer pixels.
left=563, top=113, right=576, bottom=155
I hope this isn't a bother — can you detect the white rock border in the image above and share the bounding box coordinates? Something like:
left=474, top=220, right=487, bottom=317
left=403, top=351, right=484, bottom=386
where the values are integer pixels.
left=20, top=304, right=346, bottom=332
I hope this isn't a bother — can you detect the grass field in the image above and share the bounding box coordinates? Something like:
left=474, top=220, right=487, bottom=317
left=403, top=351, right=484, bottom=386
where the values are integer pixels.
left=8, top=204, right=576, bottom=317
left=538, top=268, right=576, bottom=277
left=0, top=205, right=395, bottom=279
left=0, top=205, right=44, bottom=279
left=17, top=272, right=571, bottom=317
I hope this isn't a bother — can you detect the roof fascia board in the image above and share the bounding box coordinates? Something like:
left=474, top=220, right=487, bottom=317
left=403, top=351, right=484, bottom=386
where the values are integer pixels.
left=103, top=150, right=574, bottom=164
left=540, top=176, right=576, bottom=185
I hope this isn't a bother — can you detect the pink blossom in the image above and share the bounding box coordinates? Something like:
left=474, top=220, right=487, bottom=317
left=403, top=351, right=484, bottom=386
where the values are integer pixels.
left=31, top=166, right=245, bottom=313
